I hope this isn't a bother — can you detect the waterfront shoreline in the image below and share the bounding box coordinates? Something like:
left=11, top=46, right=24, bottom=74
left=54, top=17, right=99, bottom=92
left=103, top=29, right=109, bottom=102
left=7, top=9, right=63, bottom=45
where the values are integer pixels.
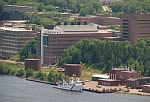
left=25, top=77, right=150, bottom=96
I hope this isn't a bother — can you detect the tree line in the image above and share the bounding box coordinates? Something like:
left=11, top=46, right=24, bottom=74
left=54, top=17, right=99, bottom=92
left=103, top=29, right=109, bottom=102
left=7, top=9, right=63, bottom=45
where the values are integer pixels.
left=109, top=0, right=150, bottom=13
left=57, top=39, right=150, bottom=76
left=0, top=0, right=102, bottom=16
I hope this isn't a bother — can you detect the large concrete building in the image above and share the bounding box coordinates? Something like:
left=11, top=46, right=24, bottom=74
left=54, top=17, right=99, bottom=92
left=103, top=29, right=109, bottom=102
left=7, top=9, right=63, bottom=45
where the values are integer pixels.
left=121, top=13, right=150, bottom=43
left=74, top=14, right=120, bottom=26
left=36, top=25, right=112, bottom=65
left=0, top=21, right=37, bottom=58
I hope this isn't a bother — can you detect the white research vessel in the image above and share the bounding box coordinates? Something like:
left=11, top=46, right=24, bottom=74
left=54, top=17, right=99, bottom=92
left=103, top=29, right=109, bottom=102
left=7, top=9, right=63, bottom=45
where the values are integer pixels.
left=53, top=78, right=83, bottom=92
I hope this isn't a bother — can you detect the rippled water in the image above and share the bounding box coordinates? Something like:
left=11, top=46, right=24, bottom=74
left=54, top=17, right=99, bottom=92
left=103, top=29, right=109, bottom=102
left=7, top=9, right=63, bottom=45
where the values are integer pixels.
left=0, top=75, right=150, bottom=102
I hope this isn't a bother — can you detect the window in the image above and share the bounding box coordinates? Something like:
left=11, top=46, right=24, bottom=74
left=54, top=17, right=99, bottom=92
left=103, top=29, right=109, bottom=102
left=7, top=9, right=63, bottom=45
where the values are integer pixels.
left=43, top=36, right=48, bottom=46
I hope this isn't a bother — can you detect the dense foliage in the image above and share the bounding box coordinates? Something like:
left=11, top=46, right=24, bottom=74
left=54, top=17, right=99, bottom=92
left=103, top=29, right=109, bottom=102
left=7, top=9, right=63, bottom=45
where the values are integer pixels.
left=0, top=62, right=25, bottom=75
left=109, top=0, right=150, bottom=13
left=1, top=0, right=102, bottom=15
left=58, top=39, right=150, bottom=76
left=0, top=61, right=65, bottom=83
left=19, top=39, right=36, bottom=61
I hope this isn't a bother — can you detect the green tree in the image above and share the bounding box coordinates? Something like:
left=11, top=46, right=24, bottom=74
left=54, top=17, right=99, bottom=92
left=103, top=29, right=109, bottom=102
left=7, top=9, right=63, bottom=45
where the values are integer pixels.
left=19, top=39, right=36, bottom=61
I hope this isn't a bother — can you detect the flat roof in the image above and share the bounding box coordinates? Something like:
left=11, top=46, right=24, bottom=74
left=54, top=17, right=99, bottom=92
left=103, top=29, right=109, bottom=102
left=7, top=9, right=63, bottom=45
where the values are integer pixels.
left=106, top=17, right=120, bottom=19
left=3, top=20, right=27, bottom=23
left=62, top=29, right=111, bottom=34
left=3, top=20, right=26, bottom=22
left=121, top=71, right=137, bottom=73
left=143, top=85, right=150, bottom=87
left=98, top=79, right=120, bottom=82
left=64, top=64, right=81, bottom=66
left=92, top=74, right=109, bottom=79
left=58, top=25, right=98, bottom=32
left=25, top=59, right=40, bottom=61
left=5, top=5, right=34, bottom=8
left=0, top=27, right=32, bottom=31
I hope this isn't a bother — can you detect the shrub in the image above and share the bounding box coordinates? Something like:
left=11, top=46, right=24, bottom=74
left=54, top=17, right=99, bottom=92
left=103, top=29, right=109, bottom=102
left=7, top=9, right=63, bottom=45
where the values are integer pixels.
left=48, top=69, right=59, bottom=83
left=26, top=69, right=33, bottom=77
left=34, top=71, right=47, bottom=81
left=16, top=69, right=25, bottom=77
left=0, top=62, right=12, bottom=75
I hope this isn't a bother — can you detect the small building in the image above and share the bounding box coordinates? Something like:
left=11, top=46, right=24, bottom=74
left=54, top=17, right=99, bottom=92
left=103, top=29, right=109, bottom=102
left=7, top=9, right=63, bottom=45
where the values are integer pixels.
left=25, top=59, right=41, bottom=71
left=64, top=64, right=82, bottom=77
left=109, top=69, right=141, bottom=85
left=142, top=85, right=150, bottom=93
left=92, top=74, right=109, bottom=81
left=98, top=79, right=122, bottom=86
left=127, top=77, right=150, bottom=89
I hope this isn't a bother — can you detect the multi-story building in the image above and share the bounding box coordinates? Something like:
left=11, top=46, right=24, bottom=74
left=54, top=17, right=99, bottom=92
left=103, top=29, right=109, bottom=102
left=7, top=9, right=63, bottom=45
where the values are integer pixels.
left=36, top=25, right=112, bottom=65
left=74, top=14, right=120, bottom=26
left=121, top=13, right=150, bottom=43
left=0, top=22, right=37, bottom=58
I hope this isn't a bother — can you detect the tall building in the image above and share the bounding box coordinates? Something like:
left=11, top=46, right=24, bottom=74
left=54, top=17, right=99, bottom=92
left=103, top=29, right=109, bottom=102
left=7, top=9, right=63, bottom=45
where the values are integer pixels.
left=0, top=21, right=37, bottom=58
left=121, top=13, right=150, bottom=43
left=36, top=25, right=112, bottom=65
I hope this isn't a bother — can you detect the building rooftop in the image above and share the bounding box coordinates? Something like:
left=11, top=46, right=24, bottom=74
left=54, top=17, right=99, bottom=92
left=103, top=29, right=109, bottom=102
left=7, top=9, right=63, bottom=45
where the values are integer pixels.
left=98, top=79, right=120, bottom=82
left=25, top=59, right=40, bottom=61
left=142, top=85, right=150, bottom=87
left=3, top=20, right=27, bottom=23
left=64, top=64, right=81, bottom=67
left=121, top=71, right=137, bottom=73
left=4, top=5, right=34, bottom=8
left=92, top=74, right=109, bottom=79
left=0, top=27, right=32, bottom=31
left=106, top=17, right=120, bottom=19
left=57, top=25, right=98, bottom=32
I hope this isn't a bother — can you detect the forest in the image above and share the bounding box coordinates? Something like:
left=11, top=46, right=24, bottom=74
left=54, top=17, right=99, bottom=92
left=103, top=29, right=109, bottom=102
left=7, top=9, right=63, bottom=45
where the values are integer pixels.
left=109, top=0, right=150, bottom=13
left=0, top=0, right=101, bottom=16
left=57, top=39, right=150, bottom=76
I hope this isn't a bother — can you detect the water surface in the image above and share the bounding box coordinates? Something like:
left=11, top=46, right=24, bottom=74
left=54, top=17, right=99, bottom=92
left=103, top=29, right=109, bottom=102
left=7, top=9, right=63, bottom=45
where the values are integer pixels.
left=0, top=75, right=150, bottom=102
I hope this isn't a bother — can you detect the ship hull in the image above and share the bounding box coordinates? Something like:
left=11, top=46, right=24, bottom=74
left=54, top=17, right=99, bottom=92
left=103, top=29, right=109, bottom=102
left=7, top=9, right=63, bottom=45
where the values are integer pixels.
left=53, top=85, right=82, bottom=92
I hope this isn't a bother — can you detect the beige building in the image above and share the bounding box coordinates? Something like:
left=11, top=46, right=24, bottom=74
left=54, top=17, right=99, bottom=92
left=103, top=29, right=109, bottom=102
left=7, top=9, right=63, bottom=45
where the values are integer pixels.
left=121, top=13, right=150, bottom=43
left=0, top=21, right=37, bottom=58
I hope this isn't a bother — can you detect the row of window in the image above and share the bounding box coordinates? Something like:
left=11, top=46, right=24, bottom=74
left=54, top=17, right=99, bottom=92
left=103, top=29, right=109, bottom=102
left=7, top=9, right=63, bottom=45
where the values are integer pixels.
left=0, top=47, right=19, bottom=51
left=47, top=56, right=61, bottom=59
left=138, top=33, right=150, bottom=34
left=50, top=40, right=79, bottom=42
left=49, top=35, right=96, bottom=39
